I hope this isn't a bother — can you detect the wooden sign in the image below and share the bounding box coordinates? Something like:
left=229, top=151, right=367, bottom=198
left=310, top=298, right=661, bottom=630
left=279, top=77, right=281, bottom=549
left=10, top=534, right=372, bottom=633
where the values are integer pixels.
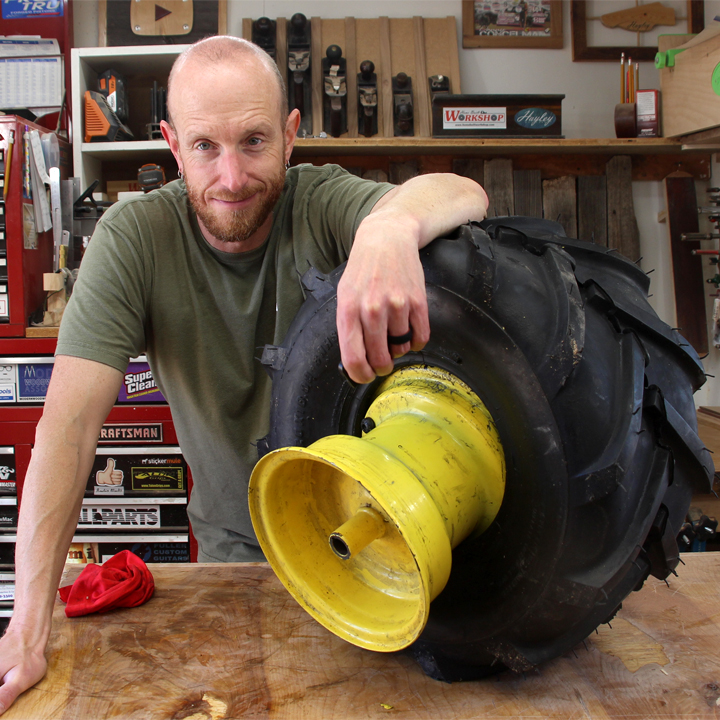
left=130, top=0, right=193, bottom=36
left=99, top=0, right=226, bottom=47
left=600, top=2, right=675, bottom=32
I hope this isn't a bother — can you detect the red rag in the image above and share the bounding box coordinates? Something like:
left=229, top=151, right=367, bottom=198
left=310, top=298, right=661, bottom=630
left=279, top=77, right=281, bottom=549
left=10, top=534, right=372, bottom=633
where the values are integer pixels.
left=58, top=550, right=155, bottom=617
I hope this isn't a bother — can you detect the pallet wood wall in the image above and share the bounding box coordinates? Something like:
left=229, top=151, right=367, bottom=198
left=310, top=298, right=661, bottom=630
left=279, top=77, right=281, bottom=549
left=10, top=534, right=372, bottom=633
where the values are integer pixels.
left=450, top=156, right=641, bottom=260
left=242, top=16, right=460, bottom=138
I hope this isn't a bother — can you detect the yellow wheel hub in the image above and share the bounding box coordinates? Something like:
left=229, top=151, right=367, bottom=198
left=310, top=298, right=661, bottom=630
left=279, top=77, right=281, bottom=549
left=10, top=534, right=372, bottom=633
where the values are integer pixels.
left=248, top=365, right=506, bottom=652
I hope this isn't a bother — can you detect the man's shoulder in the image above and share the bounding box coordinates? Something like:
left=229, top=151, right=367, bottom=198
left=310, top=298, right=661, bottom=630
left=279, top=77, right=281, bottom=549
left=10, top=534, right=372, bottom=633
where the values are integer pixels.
left=286, top=163, right=357, bottom=191
left=99, top=180, right=189, bottom=230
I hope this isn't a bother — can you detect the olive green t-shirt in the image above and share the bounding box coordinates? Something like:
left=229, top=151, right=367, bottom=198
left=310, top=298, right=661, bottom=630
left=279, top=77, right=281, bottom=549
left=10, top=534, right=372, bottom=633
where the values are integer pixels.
left=56, top=164, right=393, bottom=561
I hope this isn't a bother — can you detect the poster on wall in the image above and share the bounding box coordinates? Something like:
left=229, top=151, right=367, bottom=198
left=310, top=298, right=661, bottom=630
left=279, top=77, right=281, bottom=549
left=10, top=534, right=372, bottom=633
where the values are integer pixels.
left=463, top=0, right=563, bottom=48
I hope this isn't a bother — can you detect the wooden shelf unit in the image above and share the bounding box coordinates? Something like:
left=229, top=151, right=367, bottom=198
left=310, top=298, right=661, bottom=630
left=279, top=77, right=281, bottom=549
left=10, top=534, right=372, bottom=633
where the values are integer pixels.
left=72, top=45, right=712, bottom=191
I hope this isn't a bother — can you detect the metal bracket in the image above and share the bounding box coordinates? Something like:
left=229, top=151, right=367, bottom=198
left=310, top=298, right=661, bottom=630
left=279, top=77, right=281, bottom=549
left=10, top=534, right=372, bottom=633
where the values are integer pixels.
left=357, top=60, right=378, bottom=138
left=322, top=45, right=347, bottom=138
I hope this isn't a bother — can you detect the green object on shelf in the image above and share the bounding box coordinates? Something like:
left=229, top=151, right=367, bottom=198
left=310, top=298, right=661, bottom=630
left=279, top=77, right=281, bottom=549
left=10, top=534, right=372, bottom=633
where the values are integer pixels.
left=712, top=62, right=720, bottom=98
left=655, top=47, right=688, bottom=69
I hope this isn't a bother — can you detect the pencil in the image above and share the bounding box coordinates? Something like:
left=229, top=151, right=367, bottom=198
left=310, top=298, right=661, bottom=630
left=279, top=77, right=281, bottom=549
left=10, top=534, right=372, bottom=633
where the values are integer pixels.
left=635, top=63, right=639, bottom=102
left=2, top=130, right=13, bottom=202
left=621, top=53, right=626, bottom=103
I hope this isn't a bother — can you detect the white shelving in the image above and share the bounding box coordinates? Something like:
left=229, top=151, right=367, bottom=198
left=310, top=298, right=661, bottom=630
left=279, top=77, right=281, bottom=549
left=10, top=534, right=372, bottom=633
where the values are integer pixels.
left=71, top=45, right=188, bottom=191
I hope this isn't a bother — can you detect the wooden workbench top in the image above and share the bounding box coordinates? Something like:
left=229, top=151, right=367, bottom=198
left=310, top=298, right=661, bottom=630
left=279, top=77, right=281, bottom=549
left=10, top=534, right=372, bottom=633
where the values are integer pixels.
left=6, top=554, right=720, bottom=719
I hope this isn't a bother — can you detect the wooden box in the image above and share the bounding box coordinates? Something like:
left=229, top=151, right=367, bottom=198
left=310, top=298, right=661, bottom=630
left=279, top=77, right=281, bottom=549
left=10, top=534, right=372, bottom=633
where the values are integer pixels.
left=432, top=94, right=564, bottom=138
left=658, top=31, right=720, bottom=138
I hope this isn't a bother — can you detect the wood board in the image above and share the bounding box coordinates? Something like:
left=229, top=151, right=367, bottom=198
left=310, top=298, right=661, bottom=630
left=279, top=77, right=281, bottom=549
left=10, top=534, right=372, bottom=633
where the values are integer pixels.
left=659, top=32, right=720, bottom=138
left=697, top=406, right=720, bottom=472
left=664, top=171, right=708, bottom=355
left=6, top=554, right=720, bottom=719
left=607, top=155, right=640, bottom=261
left=243, top=16, right=461, bottom=139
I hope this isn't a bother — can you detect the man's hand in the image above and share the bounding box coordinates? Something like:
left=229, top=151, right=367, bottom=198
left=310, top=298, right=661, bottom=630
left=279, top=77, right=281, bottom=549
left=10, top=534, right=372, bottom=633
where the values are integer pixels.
left=0, top=628, right=48, bottom=715
left=337, top=173, right=488, bottom=384
left=337, top=220, right=430, bottom=384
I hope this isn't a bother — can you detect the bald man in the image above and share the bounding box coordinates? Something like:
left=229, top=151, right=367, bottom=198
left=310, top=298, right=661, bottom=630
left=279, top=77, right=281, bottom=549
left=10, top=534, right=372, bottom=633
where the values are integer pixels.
left=0, top=36, right=487, bottom=711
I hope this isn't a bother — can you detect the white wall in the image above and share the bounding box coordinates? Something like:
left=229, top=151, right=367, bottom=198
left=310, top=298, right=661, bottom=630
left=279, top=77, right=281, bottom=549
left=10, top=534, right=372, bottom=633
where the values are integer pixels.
left=73, top=0, right=720, bottom=404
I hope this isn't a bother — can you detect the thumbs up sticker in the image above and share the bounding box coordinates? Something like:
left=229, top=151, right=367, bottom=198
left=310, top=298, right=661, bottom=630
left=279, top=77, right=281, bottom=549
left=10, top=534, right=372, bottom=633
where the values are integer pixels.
left=96, top=458, right=124, bottom=486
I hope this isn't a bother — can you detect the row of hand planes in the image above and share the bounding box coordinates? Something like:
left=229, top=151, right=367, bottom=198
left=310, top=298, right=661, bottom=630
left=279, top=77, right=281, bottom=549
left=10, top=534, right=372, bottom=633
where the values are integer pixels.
left=252, top=13, right=451, bottom=138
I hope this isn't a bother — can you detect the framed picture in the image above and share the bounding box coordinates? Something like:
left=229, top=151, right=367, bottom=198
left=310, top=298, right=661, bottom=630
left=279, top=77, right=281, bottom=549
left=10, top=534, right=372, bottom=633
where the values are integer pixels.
left=571, top=0, right=704, bottom=61
left=462, top=0, right=564, bottom=49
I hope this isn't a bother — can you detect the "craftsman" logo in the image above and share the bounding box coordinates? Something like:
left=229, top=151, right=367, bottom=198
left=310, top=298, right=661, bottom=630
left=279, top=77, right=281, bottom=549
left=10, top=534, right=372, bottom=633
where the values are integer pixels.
left=99, top=424, right=163, bottom=443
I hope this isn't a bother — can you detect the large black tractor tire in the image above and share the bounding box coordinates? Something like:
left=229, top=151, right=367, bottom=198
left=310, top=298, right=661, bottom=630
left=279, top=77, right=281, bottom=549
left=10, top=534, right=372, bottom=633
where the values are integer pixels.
left=258, top=217, right=713, bottom=682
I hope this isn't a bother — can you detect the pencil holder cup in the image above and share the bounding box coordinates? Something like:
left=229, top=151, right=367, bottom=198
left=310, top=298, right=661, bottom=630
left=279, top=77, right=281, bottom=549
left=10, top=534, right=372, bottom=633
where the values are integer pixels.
left=614, top=103, right=637, bottom=138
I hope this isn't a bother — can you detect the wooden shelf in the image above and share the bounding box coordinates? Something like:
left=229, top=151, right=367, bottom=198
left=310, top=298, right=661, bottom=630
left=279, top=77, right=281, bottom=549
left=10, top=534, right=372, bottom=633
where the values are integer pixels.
left=292, top=136, right=701, bottom=157
left=82, top=137, right=703, bottom=160
left=77, top=137, right=711, bottom=184
left=80, top=137, right=703, bottom=160
left=81, top=140, right=170, bottom=161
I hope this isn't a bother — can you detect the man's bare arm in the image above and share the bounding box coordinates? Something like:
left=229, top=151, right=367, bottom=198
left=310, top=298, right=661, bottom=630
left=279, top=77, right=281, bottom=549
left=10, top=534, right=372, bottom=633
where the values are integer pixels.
left=337, top=173, right=489, bottom=383
left=0, top=356, right=123, bottom=715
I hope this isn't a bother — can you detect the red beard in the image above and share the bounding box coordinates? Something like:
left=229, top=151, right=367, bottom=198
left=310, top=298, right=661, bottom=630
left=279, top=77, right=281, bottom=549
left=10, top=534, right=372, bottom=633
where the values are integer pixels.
left=186, top=167, right=285, bottom=245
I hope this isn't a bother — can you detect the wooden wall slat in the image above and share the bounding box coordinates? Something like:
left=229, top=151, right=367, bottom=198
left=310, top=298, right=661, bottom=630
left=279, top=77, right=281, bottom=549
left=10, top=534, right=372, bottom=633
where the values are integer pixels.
left=513, top=169, right=542, bottom=218
left=379, top=17, right=394, bottom=138
left=607, top=156, right=640, bottom=261
left=452, top=159, right=484, bottom=186
left=484, top=158, right=514, bottom=217
left=665, top=172, right=708, bottom=354
left=276, top=17, right=287, bottom=88
left=578, top=175, right=608, bottom=245
left=413, top=17, right=431, bottom=138
left=311, top=16, right=324, bottom=136
left=543, top=176, right=577, bottom=237
left=345, top=17, right=358, bottom=138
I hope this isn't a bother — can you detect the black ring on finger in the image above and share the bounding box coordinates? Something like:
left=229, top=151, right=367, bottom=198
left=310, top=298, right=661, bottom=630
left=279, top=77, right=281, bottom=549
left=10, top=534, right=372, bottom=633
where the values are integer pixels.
left=388, top=329, right=413, bottom=346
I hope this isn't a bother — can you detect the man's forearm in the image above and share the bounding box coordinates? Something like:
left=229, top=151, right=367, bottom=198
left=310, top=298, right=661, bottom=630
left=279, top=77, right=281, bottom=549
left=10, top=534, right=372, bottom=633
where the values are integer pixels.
left=10, top=418, right=101, bottom=645
left=7, top=356, right=123, bottom=644
left=365, top=173, right=489, bottom=249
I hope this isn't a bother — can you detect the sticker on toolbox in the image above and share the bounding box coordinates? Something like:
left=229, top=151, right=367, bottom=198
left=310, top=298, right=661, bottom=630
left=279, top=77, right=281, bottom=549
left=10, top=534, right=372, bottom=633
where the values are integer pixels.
left=88, top=451, right=186, bottom=496
left=0, top=365, right=16, bottom=403
left=0, top=294, right=7, bottom=318
left=0, top=536, right=15, bottom=567
left=77, top=502, right=188, bottom=529
left=0, top=583, right=14, bottom=602
left=68, top=540, right=190, bottom=564
left=78, top=505, right=160, bottom=528
left=118, top=362, right=166, bottom=403
left=99, top=423, right=164, bottom=443
left=131, top=465, right=184, bottom=492
left=102, top=542, right=190, bottom=563
left=0, top=502, right=17, bottom=529
left=17, top=362, right=53, bottom=402
left=1, top=2, right=64, bottom=19
left=0, top=447, right=15, bottom=494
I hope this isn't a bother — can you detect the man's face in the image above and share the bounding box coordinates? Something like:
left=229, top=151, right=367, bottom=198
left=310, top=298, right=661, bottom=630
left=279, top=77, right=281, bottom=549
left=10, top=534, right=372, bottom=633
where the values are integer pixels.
left=162, top=57, right=299, bottom=250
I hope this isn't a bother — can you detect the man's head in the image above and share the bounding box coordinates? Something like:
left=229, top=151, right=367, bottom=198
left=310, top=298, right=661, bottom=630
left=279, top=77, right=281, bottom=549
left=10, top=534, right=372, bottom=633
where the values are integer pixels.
left=161, top=36, right=301, bottom=252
